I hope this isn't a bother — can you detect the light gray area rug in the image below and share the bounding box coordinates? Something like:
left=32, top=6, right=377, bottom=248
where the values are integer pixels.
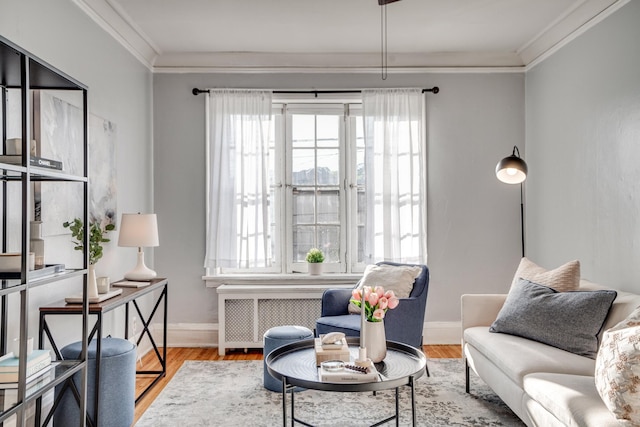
left=136, top=359, right=524, bottom=426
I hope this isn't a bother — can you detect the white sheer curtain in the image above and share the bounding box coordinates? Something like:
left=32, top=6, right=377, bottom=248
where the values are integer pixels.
left=362, top=89, right=427, bottom=264
left=205, top=89, right=273, bottom=269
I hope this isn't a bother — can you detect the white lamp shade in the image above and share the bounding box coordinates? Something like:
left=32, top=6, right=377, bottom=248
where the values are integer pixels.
left=118, top=213, right=159, bottom=247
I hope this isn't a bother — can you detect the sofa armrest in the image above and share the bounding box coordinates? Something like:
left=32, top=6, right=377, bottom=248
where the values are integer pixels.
left=320, top=288, right=354, bottom=317
left=461, top=294, right=507, bottom=330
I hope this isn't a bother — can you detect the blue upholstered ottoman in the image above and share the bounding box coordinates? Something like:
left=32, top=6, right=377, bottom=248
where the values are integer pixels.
left=263, top=325, right=314, bottom=392
left=54, top=337, right=136, bottom=427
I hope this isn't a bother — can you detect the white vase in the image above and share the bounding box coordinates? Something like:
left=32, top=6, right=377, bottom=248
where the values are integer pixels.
left=308, top=262, right=323, bottom=275
left=88, top=264, right=99, bottom=299
left=363, top=320, right=387, bottom=363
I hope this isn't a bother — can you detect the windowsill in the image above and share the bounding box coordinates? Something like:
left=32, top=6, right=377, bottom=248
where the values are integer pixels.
left=203, top=273, right=361, bottom=288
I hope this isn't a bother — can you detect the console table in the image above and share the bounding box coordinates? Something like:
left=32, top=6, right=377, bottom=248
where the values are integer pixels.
left=38, top=278, right=168, bottom=423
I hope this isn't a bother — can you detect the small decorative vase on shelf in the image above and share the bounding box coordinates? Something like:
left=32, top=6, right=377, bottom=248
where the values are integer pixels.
left=364, top=320, right=387, bottom=363
left=87, top=264, right=99, bottom=299
left=308, top=262, right=323, bottom=275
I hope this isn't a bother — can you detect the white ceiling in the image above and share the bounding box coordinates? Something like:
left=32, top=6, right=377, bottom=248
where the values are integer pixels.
left=74, top=0, right=625, bottom=72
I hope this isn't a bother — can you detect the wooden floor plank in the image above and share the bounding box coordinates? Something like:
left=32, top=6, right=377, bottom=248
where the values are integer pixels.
left=133, top=345, right=461, bottom=424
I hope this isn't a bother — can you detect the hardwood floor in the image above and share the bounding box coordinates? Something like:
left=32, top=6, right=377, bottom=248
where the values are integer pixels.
left=133, top=345, right=461, bottom=424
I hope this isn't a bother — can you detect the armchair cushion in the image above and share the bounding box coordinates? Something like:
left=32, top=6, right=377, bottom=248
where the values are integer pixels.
left=348, top=263, right=423, bottom=314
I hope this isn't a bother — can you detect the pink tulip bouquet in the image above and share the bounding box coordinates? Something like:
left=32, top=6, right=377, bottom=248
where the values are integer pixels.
left=350, top=286, right=400, bottom=322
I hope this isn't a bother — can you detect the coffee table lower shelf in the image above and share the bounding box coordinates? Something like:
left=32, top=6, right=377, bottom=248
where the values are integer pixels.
left=266, top=337, right=427, bottom=427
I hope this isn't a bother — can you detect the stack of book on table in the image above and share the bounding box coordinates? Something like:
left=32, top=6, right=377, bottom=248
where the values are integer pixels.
left=318, top=361, right=380, bottom=383
left=0, top=349, right=52, bottom=387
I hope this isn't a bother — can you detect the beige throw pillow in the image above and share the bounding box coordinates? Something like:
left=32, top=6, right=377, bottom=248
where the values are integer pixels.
left=595, top=306, right=640, bottom=424
left=511, top=257, right=580, bottom=292
left=348, top=264, right=422, bottom=314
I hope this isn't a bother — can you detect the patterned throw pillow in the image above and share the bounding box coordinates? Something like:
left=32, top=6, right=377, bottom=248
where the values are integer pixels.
left=595, top=306, right=640, bottom=424
left=511, top=257, right=580, bottom=292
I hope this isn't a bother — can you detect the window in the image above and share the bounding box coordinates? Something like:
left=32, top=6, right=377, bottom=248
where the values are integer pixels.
left=205, top=89, right=426, bottom=275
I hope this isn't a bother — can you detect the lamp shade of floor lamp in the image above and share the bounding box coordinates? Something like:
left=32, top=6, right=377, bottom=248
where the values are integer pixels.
left=496, top=146, right=528, bottom=257
left=118, top=213, right=159, bottom=281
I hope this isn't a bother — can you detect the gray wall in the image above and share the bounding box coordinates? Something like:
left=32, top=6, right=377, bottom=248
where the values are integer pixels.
left=153, top=72, right=525, bottom=327
left=525, top=0, right=640, bottom=291
left=1, top=0, right=153, bottom=346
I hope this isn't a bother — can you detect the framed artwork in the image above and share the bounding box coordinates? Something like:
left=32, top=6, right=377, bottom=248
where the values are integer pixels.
left=36, top=91, right=117, bottom=235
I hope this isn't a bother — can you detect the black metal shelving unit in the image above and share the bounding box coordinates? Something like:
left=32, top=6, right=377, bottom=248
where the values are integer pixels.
left=0, top=35, right=90, bottom=427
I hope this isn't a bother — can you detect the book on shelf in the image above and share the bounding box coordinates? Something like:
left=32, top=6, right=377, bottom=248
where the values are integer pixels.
left=318, top=363, right=380, bottom=383
left=0, top=350, right=52, bottom=383
left=30, top=156, right=63, bottom=170
left=0, top=155, right=63, bottom=170
left=0, top=364, right=54, bottom=389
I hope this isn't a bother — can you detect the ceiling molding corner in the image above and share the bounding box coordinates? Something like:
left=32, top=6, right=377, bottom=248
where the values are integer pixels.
left=519, top=0, right=628, bottom=67
left=72, top=0, right=159, bottom=70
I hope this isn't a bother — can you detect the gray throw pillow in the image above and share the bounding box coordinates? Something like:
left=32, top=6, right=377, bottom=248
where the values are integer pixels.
left=490, top=279, right=617, bottom=358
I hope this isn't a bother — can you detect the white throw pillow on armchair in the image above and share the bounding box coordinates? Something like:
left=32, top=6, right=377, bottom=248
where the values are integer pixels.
left=348, top=264, right=422, bottom=314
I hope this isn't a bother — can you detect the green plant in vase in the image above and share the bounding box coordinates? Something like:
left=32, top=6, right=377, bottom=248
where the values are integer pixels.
left=63, top=218, right=115, bottom=297
left=306, top=248, right=325, bottom=275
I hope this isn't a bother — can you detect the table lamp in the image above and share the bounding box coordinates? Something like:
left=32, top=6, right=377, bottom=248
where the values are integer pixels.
left=118, top=213, right=159, bottom=281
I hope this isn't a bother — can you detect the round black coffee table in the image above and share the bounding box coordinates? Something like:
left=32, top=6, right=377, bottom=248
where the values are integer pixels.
left=266, top=337, right=427, bottom=427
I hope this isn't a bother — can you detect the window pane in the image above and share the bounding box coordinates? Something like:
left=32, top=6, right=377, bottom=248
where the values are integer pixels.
left=293, top=189, right=315, bottom=225
left=292, top=148, right=315, bottom=185
left=292, top=114, right=314, bottom=148
left=356, top=147, right=365, bottom=186
left=316, top=149, right=339, bottom=185
left=317, top=115, right=339, bottom=147
left=318, top=226, right=340, bottom=262
left=293, top=226, right=315, bottom=262
left=317, top=188, right=339, bottom=223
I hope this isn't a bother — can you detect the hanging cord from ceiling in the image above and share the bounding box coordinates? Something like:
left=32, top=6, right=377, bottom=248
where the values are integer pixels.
left=381, top=3, right=388, bottom=80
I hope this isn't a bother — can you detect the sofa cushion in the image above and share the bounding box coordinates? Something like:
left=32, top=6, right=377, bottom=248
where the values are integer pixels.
left=595, top=306, right=640, bottom=424
left=511, top=257, right=580, bottom=291
left=490, top=279, right=617, bottom=358
left=523, top=373, right=620, bottom=427
left=348, top=263, right=421, bottom=313
left=465, top=326, right=595, bottom=388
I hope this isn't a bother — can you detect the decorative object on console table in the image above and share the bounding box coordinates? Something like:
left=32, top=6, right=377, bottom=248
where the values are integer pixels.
left=495, top=145, right=528, bottom=257
left=306, top=247, right=324, bottom=275
left=63, top=218, right=116, bottom=299
left=118, top=213, right=159, bottom=282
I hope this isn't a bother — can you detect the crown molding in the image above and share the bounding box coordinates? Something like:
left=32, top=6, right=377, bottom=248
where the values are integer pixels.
left=152, top=51, right=525, bottom=74
left=74, top=0, right=628, bottom=74
left=519, top=0, right=627, bottom=66
left=72, top=0, right=158, bottom=69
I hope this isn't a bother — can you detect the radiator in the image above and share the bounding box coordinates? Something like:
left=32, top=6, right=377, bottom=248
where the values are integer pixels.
left=217, top=283, right=351, bottom=356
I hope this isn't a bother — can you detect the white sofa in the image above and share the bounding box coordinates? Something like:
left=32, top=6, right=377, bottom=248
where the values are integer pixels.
left=462, top=280, right=640, bottom=426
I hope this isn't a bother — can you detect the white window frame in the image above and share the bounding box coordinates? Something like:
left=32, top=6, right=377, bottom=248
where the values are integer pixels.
left=207, top=95, right=368, bottom=277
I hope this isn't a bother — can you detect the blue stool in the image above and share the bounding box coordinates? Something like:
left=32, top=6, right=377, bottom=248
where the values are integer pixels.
left=54, top=337, right=136, bottom=427
left=263, top=325, right=314, bottom=392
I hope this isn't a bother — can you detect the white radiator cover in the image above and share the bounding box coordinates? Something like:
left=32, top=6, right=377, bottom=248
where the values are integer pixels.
left=217, top=284, right=351, bottom=356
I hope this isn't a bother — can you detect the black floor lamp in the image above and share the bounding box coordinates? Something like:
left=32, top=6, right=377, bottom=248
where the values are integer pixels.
left=496, top=146, right=528, bottom=257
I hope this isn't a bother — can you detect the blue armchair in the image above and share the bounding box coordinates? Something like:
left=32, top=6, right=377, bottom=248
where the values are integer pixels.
left=315, top=262, right=430, bottom=350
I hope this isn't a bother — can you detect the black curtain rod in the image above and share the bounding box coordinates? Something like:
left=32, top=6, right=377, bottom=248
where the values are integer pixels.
left=192, top=87, right=439, bottom=96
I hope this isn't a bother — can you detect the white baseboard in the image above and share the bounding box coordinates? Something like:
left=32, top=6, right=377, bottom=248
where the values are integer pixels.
left=142, top=321, right=460, bottom=349
left=423, top=321, right=461, bottom=345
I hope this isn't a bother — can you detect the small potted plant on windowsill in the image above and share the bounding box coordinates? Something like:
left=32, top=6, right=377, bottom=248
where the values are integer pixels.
left=306, top=248, right=325, bottom=275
